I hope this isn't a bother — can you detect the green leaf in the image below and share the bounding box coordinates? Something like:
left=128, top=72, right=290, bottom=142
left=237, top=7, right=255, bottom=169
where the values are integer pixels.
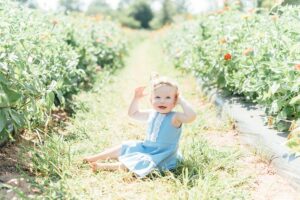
left=9, top=109, right=25, bottom=127
left=275, top=121, right=289, bottom=132
left=270, top=100, right=279, bottom=114
left=0, top=73, right=8, bottom=84
left=269, top=83, right=280, bottom=95
left=0, top=88, right=10, bottom=107
left=290, top=95, right=300, bottom=105
left=1, top=85, right=21, bottom=106
left=46, top=92, right=55, bottom=110
left=47, top=81, right=57, bottom=92
left=0, top=109, right=7, bottom=132
left=55, top=91, right=65, bottom=106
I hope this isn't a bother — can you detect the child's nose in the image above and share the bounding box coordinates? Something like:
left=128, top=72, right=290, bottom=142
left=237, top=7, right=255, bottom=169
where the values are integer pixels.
left=157, top=99, right=164, bottom=103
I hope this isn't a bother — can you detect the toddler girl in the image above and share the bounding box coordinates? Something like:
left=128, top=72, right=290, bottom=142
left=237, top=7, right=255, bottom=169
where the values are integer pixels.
left=83, top=74, right=197, bottom=178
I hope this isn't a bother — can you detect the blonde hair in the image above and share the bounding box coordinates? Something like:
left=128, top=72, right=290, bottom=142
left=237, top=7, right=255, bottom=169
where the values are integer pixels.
left=150, top=72, right=179, bottom=92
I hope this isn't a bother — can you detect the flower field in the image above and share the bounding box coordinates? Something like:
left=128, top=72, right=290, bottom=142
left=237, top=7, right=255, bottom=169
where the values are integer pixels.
left=0, top=2, right=127, bottom=145
left=164, top=6, right=300, bottom=134
left=1, top=1, right=300, bottom=198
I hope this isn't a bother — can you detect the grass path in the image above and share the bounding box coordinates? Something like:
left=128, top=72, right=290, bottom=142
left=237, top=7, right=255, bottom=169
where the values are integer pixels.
left=54, top=34, right=299, bottom=199
left=57, top=35, right=252, bottom=199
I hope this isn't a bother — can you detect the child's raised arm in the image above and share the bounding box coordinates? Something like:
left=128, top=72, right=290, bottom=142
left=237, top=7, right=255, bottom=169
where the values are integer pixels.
left=128, top=86, right=150, bottom=122
left=173, top=95, right=197, bottom=125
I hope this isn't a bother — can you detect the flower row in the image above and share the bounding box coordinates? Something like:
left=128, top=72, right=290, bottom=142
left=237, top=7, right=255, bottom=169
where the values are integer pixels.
left=164, top=6, right=300, bottom=132
left=0, top=2, right=127, bottom=144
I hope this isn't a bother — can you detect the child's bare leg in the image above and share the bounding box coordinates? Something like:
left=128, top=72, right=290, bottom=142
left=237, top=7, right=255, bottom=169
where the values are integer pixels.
left=83, top=144, right=122, bottom=163
left=90, top=162, right=127, bottom=172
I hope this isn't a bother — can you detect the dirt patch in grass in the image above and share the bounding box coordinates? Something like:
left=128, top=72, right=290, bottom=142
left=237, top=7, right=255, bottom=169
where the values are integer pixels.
left=0, top=109, right=70, bottom=199
left=0, top=140, right=34, bottom=199
left=0, top=139, right=24, bottom=175
left=203, top=128, right=299, bottom=199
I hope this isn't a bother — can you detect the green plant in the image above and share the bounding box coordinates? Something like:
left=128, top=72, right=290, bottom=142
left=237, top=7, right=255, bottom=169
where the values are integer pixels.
left=164, top=6, right=300, bottom=132
left=0, top=2, right=127, bottom=144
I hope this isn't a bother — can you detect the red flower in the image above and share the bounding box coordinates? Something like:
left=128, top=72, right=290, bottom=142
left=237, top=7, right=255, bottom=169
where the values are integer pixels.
left=224, top=53, right=232, bottom=61
left=295, top=64, right=300, bottom=71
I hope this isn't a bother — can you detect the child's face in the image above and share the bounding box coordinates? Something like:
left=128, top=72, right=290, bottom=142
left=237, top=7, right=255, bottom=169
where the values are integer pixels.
left=151, top=85, right=178, bottom=114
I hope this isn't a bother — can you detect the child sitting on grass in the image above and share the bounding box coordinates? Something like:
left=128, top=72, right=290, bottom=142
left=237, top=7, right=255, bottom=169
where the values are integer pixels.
left=83, top=74, right=197, bottom=177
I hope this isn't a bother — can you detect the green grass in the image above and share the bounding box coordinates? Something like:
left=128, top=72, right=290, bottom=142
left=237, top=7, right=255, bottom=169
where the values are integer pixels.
left=16, top=35, right=251, bottom=199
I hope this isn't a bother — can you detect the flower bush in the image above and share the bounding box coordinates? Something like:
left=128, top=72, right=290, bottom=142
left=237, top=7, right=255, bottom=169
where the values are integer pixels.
left=164, top=6, right=300, bottom=134
left=0, top=2, right=127, bottom=144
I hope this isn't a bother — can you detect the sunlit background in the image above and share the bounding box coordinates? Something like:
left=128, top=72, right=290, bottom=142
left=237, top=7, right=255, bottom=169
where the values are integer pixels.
left=15, top=0, right=298, bottom=30
left=20, top=0, right=258, bottom=13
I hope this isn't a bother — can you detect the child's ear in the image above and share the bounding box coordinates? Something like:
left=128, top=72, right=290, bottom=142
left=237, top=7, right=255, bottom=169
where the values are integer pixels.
left=174, top=93, right=179, bottom=105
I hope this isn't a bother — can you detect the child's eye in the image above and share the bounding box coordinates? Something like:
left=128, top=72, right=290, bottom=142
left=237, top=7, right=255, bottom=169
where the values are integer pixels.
left=166, top=96, right=171, bottom=99
left=155, top=96, right=160, bottom=99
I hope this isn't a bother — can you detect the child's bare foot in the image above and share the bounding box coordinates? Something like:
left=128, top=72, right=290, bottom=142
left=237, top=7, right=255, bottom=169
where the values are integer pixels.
left=89, top=162, right=98, bottom=172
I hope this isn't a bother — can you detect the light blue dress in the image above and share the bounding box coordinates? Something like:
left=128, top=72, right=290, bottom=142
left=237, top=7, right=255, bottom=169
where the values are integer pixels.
left=118, top=110, right=182, bottom=178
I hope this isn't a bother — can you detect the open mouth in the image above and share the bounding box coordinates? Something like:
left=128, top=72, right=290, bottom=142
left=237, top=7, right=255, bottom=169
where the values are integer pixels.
left=158, top=106, right=167, bottom=109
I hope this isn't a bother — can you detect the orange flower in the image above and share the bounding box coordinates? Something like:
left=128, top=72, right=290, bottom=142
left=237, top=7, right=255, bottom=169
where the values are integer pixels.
left=223, top=6, right=230, bottom=11
left=243, top=48, right=254, bottom=56
left=96, top=38, right=101, bottom=43
left=271, top=15, right=278, bottom=21
left=219, top=38, right=227, bottom=44
left=294, top=64, right=300, bottom=71
left=52, top=20, right=59, bottom=25
left=93, top=15, right=102, bottom=22
left=224, top=53, right=232, bottom=61
left=216, top=9, right=224, bottom=14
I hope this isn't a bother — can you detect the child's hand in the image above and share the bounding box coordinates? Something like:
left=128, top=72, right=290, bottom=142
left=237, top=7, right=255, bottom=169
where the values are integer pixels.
left=134, top=86, right=147, bottom=99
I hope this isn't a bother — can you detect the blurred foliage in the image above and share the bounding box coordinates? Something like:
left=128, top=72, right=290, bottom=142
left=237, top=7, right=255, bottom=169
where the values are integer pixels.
left=257, top=0, right=300, bottom=9
left=159, top=0, right=175, bottom=25
left=119, top=15, right=142, bottom=29
left=174, top=0, right=189, bottom=14
left=151, top=0, right=189, bottom=29
left=257, top=0, right=277, bottom=8
left=118, top=0, right=134, bottom=10
left=86, top=0, right=111, bottom=16
left=13, top=0, right=37, bottom=8
left=60, top=0, right=81, bottom=12
left=281, top=0, right=300, bottom=6
left=16, top=0, right=190, bottom=30
left=15, top=0, right=28, bottom=2
left=84, top=0, right=189, bottom=30
left=128, top=0, right=153, bottom=29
